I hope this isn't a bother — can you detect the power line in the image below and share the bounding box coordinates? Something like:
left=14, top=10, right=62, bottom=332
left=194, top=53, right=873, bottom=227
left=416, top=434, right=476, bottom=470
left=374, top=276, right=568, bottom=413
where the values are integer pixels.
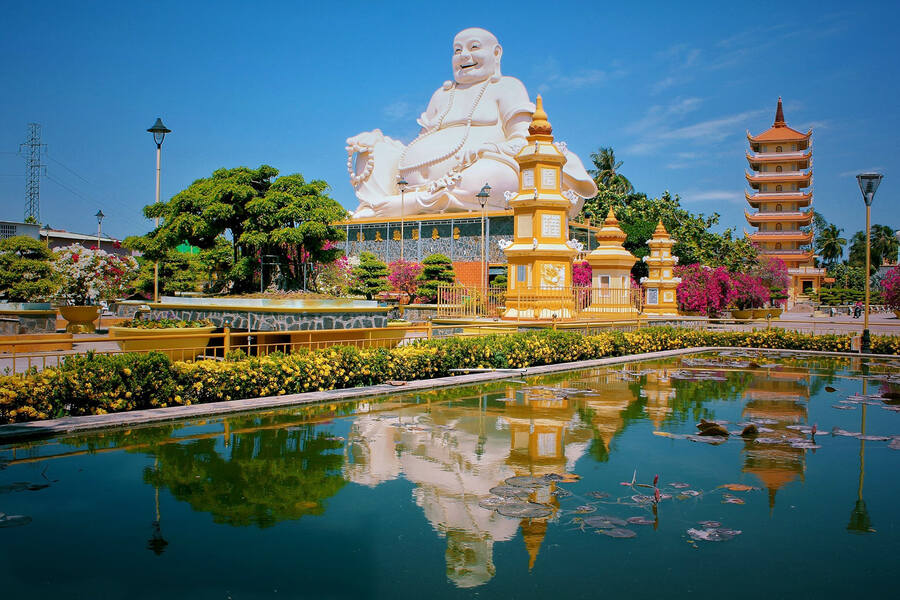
left=47, top=155, right=91, bottom=185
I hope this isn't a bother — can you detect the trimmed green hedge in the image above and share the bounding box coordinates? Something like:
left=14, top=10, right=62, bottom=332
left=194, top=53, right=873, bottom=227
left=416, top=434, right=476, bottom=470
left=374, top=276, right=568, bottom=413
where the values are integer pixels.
left=2, top=327, right=897, bottom=424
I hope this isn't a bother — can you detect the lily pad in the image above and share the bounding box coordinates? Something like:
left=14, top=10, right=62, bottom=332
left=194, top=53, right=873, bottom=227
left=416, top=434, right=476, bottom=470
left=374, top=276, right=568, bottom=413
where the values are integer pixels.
left=478, top=496, right=516, bottom=510
left=496, top=502, right=552, bottom=519
left=687, top=527, right=741, bottom=542
left=627, top=516, right=655, bottom=525
left=505, top=476, right=548, bottom=488
left=573, top=505, right=597, bottom=514
left=697, top=520, right=721, bottom=527
left=0, top=513, right=32, bottom=528
left=588, top=491, right=610, bottom=499
left=669, top=482, right=691, bottom=489
left=600, top=528, right=636, bottom=538
left=858, top=435, right=891, bottom=442
left=489, top=486, right=531, bottom=499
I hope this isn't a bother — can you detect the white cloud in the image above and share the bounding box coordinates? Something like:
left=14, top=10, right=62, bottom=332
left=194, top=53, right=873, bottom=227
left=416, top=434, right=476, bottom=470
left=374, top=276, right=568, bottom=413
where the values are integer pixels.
left=658, top=109, right=766, bottom=143
left=536, top=56, right=625, bottom=92
left=681, top=190, right=743, bottom=203
left=383, top=101, right=416, bottom=120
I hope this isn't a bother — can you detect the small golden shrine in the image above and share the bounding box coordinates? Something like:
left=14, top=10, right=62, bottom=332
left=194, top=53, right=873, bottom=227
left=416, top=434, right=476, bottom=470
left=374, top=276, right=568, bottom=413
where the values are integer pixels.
left=502, top=96, right=578, bottom=319
left=583, top=209, right=638, bottom=316
left=640, top=220, right=680, bottom=316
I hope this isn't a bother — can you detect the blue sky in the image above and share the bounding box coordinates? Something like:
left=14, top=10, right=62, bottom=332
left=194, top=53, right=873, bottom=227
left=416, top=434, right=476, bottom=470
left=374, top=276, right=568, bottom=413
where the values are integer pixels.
left=1, top=0, right=897, bottom=247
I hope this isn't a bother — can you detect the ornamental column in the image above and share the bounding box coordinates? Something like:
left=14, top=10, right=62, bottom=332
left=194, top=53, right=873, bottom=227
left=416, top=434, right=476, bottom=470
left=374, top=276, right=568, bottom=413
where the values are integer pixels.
left=501, top=96, right=580, bottom=319
left=641, top=220, right=680, bottom=316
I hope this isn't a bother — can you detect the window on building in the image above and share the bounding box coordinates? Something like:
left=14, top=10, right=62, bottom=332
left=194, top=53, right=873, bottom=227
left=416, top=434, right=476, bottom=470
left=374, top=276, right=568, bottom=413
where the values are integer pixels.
left=775, top=204, right=782, bottom=212
left=517, top=265, right=527, bottom=283
left=775, top=223, right=783, bottom=231
left=776, top=146, right=783, bottom=152
left=775, top=243, right=782, bottom=250
left=775, top=184, right=783, bottom=192
left=599, top=275, right=610, bottom=298
left=775, top=165, right=783, bottom=172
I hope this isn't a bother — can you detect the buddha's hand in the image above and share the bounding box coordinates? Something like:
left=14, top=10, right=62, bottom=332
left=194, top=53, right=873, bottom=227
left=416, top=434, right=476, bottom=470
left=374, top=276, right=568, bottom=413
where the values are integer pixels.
left=457, top=143, right=497, bottom=165
left=346, top=129, right=385, bottom=153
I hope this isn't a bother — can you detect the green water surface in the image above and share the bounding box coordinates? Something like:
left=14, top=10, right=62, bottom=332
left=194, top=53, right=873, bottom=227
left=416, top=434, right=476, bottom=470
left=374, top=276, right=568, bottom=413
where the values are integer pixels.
left=1, top=351, right=899, bottom=599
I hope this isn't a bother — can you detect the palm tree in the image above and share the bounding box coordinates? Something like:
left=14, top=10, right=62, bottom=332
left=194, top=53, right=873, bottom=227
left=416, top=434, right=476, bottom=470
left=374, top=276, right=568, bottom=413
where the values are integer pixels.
left=816, top=223, right=846, bottom=265
left=589, top=147, right=633, bottom=194
left=871, top=224, right=899, bottom=266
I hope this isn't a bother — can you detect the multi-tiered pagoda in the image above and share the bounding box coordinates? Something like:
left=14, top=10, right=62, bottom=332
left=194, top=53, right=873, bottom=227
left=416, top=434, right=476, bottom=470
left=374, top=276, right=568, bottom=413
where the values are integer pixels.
left=745, top=97, right=824, bottom=301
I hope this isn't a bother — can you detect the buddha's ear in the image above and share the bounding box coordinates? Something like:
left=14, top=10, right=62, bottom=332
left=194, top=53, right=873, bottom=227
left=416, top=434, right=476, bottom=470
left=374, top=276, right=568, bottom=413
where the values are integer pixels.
left=492, top=44, right=503, bottom=82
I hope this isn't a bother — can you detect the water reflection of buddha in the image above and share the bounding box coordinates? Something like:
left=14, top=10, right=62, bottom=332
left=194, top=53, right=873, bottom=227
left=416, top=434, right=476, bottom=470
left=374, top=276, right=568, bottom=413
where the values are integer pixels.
left=343, top=383, right=590, bottom=587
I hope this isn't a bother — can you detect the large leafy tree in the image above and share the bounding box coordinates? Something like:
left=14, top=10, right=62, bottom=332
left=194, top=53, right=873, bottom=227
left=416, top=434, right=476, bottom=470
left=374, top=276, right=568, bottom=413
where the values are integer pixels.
left=816, top=223, right=846, bottom=265
left=0, top=236, right=57, bottom=301
left=137, top=165, right=346, bottom=292
left=240, top=173, right=348, bottom=289
left=580, top=189, right=758, bottom=278
left=848, top=224, right=897, bottom=273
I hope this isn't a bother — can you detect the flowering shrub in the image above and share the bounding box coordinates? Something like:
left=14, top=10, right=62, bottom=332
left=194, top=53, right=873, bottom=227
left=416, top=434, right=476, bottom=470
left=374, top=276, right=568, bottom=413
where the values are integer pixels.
left=53, top=245, right=138, bottom=305
left=730, top=273, right=770, bottom=310
left=315, top=255, right=353, bottom=296
left=674, top=264, right=734, bottom=316
left=387, top=259, right=423, bottom=299
left=752, top=256, right=790, bottom=306
left=573, top=261, right=591, bottom=287
left=2, top=327, right=897, bottom=424
left=882, top=266, right=900, bottom=311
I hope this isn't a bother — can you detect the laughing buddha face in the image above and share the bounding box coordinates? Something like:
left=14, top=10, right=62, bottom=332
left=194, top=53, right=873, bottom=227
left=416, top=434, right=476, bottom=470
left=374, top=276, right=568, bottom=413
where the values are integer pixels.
left=452, top=28, right=501, bottom=85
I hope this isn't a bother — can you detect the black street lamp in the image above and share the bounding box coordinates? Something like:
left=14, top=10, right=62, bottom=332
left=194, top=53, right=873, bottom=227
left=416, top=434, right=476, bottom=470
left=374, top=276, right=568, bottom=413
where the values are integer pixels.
left=856, top=172, right=883, bottom=353
left=147, top=118, right=172, bottom=303
left=397, top=176, right=408, bottom=263
left=477, top=184, right=492, bottom=300
left=95, top=209, right=105, bottom=249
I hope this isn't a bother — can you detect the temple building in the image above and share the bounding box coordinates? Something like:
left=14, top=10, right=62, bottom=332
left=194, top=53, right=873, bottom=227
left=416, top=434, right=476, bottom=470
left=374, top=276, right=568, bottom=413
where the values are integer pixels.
left=745, top=98, right=825, bottom=301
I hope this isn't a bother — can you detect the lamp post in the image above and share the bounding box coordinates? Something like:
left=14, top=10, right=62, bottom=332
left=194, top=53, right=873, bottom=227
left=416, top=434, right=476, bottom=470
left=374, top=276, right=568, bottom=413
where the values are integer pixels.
left=856, top=172, right=883, bottom=353
left=95, top=210, right=105, bottom=250
left=397, top=176, right=408, bottom=263
left=147, top=118, right=171, bottom=303
left=476, top=183, right=492, bottom=299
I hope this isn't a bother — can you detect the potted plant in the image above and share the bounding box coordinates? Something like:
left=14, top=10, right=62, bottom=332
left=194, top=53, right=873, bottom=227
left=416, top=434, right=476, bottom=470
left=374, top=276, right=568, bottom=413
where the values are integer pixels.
left=730, top=273, right=770, bottom=319
left=108, top=317, right=216, bottom=361
left=53, top=245, right=139, bottom=332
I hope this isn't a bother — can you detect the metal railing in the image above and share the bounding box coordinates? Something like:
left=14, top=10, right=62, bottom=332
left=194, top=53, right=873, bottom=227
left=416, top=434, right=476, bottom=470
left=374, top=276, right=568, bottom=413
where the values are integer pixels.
left=438, top=284, right=643, bottom=319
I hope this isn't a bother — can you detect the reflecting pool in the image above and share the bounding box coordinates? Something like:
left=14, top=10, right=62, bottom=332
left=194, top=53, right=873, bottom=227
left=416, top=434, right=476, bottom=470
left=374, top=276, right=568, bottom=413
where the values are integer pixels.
left=2, top=351, right=899, bottom=599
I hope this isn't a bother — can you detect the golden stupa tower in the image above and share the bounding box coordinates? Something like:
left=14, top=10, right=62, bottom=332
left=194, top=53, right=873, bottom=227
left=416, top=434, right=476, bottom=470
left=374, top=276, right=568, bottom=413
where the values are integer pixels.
left=745, top=98, right=825, bottom=301
left=502, top=96, right=579, bottom=319
left=583, top=209, right=638, bottom=316
left=640, top=220, right=680, bottom=316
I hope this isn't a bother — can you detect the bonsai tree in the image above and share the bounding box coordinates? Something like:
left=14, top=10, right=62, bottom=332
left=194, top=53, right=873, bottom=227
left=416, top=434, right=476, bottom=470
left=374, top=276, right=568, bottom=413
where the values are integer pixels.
left=387, top=259, right=422, bottom=301
left=415, top=253, right=456, bottom=303
left=0, top=236, right=57, bottom=302
left=731, top=273, right=770, bottom=310
left=349, top=252, right=389, bottom=300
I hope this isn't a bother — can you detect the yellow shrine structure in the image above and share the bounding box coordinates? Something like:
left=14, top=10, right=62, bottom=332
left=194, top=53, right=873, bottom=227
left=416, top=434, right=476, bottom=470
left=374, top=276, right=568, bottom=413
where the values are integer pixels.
left=583, top=209, right=639, bottom=316
left=640, top=221, right=680, bottom=316
left=502, top=96, right=578, bottom=319
left=745, top=98, right=825, bottom=301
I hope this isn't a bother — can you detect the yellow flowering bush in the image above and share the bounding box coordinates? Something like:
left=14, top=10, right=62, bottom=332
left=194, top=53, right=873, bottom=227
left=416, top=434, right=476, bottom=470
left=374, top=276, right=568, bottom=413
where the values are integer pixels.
left=0, top=327, right=895, bottom=424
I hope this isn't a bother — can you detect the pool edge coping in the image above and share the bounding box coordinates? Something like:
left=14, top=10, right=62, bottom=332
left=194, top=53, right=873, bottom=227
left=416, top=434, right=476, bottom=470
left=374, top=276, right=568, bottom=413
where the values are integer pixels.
left=2, top=346, right=895, bottom=443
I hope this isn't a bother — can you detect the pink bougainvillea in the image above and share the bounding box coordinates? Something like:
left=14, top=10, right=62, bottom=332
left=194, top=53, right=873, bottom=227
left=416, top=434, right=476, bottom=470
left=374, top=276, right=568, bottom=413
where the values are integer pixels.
left=882, top=266, right=900, bottom=311
left=387, top=259, right=423, bottom=299
left=731, top=272, right=771, bottom=310
left=674, top=264, right=735, bottom=316
left=573, top=261, right=592, bottom=287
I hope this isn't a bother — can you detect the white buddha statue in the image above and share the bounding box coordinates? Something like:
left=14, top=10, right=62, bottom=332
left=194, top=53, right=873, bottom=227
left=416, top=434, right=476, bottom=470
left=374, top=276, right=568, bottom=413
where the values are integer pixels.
left=346, top=27, right=598, bottom=219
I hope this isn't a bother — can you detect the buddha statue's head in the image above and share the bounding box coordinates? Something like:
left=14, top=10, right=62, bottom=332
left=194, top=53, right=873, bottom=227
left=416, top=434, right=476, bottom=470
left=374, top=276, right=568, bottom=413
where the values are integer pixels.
left=452, top=28, right=502, bottom=86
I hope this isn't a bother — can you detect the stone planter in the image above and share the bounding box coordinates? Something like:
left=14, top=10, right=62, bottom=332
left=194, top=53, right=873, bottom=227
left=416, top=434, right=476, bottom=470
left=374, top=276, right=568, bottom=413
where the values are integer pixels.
left=680, top=311, right=703, bottom=317
left=108, top=326, right=216, bottom=361
left=59, top=305, right=100, bottom=333
left=731, top=309, right=753, bottom=320
left=893, top=310, right=900, bottom=320
left=752, top=309, right=769, bottom=319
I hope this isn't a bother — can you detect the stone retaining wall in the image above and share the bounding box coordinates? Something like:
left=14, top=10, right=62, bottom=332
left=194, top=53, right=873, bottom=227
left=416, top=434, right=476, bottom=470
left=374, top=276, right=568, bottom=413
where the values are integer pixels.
left=148, top=307, right=388, bottom=331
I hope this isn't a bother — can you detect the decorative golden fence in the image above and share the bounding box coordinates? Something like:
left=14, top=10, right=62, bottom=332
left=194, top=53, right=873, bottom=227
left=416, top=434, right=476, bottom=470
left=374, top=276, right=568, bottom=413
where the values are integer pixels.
left=438, top=284, right=643, bottom=320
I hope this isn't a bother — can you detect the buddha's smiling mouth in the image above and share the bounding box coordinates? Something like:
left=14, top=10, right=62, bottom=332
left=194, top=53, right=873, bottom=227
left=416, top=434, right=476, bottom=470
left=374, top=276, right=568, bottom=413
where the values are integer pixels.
left=459, top=62, right=477, bottom=69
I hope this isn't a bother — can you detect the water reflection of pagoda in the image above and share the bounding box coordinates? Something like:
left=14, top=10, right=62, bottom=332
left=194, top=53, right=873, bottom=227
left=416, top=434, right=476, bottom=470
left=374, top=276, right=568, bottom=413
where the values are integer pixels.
left=343, top=383, right=595, bottom=587
left=741, top=365, right=811, bottom=509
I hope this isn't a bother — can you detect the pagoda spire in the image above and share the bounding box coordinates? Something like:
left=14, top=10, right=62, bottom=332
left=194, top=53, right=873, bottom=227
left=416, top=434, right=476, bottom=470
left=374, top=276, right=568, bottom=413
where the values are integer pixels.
left=773, top=96, right=785, bottom=127
left=528, top=95, right=553, bottom=138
